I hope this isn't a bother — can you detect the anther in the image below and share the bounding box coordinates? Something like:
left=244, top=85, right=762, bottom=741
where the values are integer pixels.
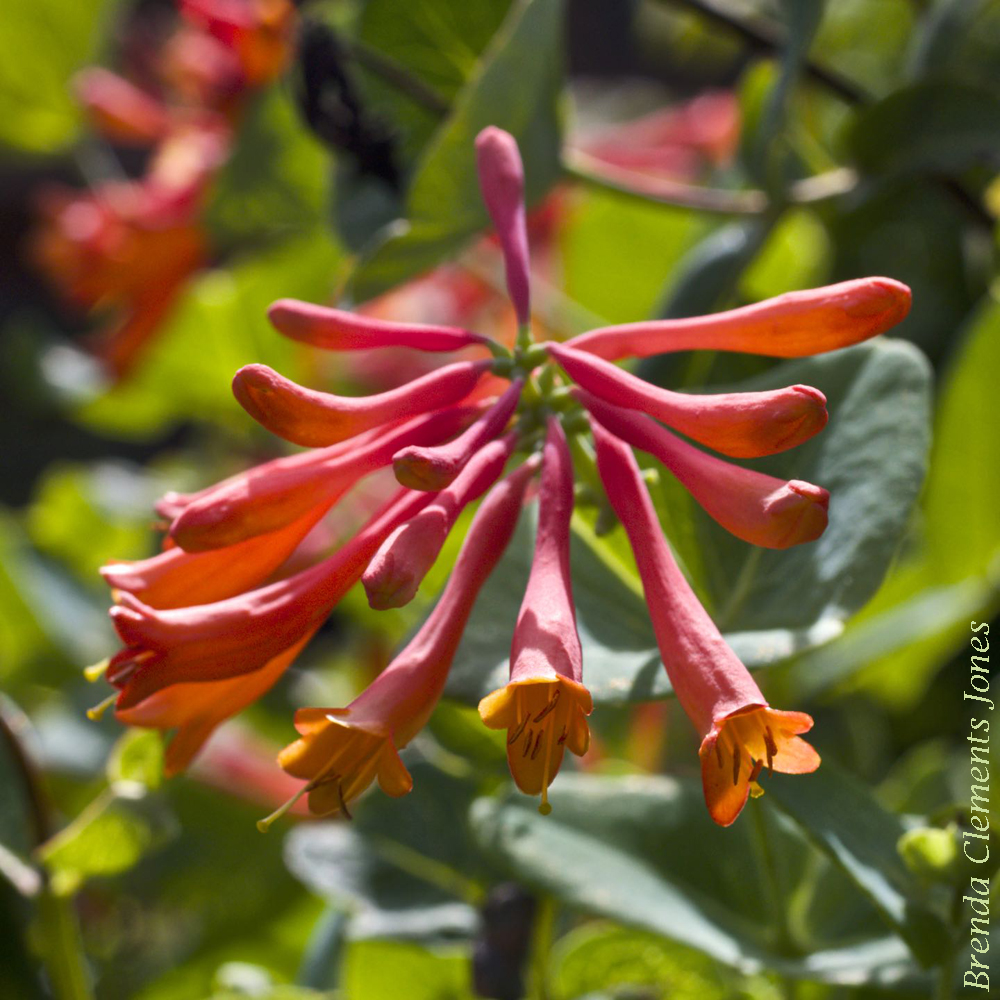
left=732, top=745, right=741, bottom=786
left=337, top=782, right=353, bottom=820
left=86, top=692, right=118, bottom=721
left=522, top=728, right=533, bottom=757
left=533, top=689, right=560, bottom=723
left=508, top=714, right=529, bottom=745
left=715, top=740, right=723, bottom=768
left=530, top=730, right=544, bottom=760
left=764, top=726, right=777, bottom=774
left=557, top=728, right=568, bottom=745
left=749, top=758, right=764, bottom=784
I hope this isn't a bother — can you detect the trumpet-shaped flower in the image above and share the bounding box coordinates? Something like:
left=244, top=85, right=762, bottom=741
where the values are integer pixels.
left=592, top=420, right=819, bottom=826
left=567, top=278, right=911, bottom=361
left=270, top=459, right=539, bottom=821
left=579, top=391, right=829, bottom=549
left=479, top=418, right=592, bottom=813
left=548, top=341, right=827, bottom=458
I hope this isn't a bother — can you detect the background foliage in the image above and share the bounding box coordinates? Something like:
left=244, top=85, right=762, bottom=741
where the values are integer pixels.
left=1, top=1, right=998, bottom=998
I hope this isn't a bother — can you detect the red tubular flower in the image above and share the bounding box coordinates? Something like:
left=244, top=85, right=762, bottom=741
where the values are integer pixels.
left=101, top=500, right=330, bottom=609
left=107, top=488, right=432, bottom=710
left=393, top=379, right=524, bottom=491
left=479, top=418, right=592, bottom=814
left=547, top=342, right=827, bottom=458
left=592, top=421, right=819, bottom=826
left=364, top=432, right=517, bottom=609
left=232, top=359, right=492, bottom=447
left=267, top=298, right=489, bottom=352
left=476, top=126, right=531, bottom=326
left=566, top=278, right=912, bottom=361
left=271, top=459, right=539, bottom=821
left=179, top=0, right=296, bottom=87
left=74, top=68, right=171, bottom=145
left=169, top=406, right=474, bottom=551
left=579, top=392, right=829, bottom=549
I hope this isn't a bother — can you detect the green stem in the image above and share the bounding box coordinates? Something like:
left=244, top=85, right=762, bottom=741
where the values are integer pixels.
left=34, top=891, right=94, bottom=1000
left=528, top=896, right=556, bottom=1000
left=0, top=698, right=94, bottom=1000
left=752, top=803, right=795, bottom=955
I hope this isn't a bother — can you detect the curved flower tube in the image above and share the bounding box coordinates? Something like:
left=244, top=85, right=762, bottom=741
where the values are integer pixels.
left=479, top=418, right=592, bottom=814
left=566, top=278, right=911, bottom=361
left=393, top=379, right=524, bottom=491
left=267, top=298, right=489, bottom=352
left=270, top=458, right=540, bottom=822
left=579, top=391, right=829, bottom=549
left=548, top=341, right=827, bottom=458
left=232, top=359, right=492, bottom=447
left=592, top=421, right=819, bottom=826
left=101, top=499, right=331, bottom=609
left=365, top=432, right=517, bottom=609
left=107, top=488, right=433, bottom=708
left=169, top=406, right=474, bottom=551
left=75, top=67, right=171, bottom=145
left=476, top=126, right=531, bottom=326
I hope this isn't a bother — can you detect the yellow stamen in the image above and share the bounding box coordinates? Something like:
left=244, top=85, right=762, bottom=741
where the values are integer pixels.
left=84, top=658, right=110, bottom=683
left=86, top=692, right=118, bottom=720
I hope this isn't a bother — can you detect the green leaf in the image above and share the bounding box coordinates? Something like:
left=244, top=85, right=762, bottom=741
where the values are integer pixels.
left=349, top=0, right=565, bottom=301
left=446, top=339, right=931, bottom=706
left=203, top=89, right=332, bottom=253
left=846, top=80, right=1000, bottom=174
left=0, top=0, right=116, bottom=152
left=765, top=762, right=949, bottom=963
left=38, top=789, right=175, bottom=896
left=342, top=940, right=474, bottom=1000
left=355, top=0, right=512, bottom=165
left=470, top=775, right=930, bottom=988
left=783, top=294, right=1000, bottom=705
left=106, top=729, right=164, bottom=791
left=73, top=231, right=342, bottom=438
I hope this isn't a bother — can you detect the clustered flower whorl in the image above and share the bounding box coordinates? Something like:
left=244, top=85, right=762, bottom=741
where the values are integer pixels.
left=95, top=125, right=912, bottom=825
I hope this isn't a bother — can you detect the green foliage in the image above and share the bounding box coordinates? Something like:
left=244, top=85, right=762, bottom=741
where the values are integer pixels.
left=0, top=0, right=115, bottom=153
left=349, top=0, right=565, bottom=300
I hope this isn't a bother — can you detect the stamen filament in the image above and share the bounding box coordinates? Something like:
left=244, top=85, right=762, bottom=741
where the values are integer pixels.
left=86, top=692, right=118, bottom=720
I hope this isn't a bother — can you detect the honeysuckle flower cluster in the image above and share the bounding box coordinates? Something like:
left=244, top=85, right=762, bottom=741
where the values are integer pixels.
left=30, top=0, right=295, bottom=378
left=94, top=125, right=911, bottom=828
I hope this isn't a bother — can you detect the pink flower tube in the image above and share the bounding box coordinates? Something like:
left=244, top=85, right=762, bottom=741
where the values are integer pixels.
left=479, top=418, right=592, bottom=814
left=268, top=298, right=489, bottom=352
left=393, top=378, right=524, bottom=491
left=579, top=391, right=829, bottom=549
left=232, top=359, right=492, bottom=447
left=592, top=421, right=819, bottom=826
left=476, top=126, right=531, bottom=326
left=273, top=458, right=540, bottom=820
left=170, top=406, right=474, bottom=551
left=567, top=278, right=911, bottom=361
left=548, top=341, right=827, bottom=458
left=365, top=432, right=517, bottom=609
left=109, top=488, right=433, bottom=707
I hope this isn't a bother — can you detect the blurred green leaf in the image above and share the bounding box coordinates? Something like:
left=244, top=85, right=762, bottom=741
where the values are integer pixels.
left=550, top=923, right=732, bottom=1000
left=74, top=231, right=341, bottom=438
left=447, top=339, right=931, bottom=705
left=846, top=80, right=1000, bottom=174
left=349, top=0, right=565, bottom=301
left=471, top=775, right=929, bottom=987
left=107, top=728, right=164, bottom=791
left=342, top=939, right=474, bottom=1000
left=766, top=762, right=948, bottom=962
left=356, top=0, right=512, bottom=165
left=0, top=0, right=115, bottom=152
left=203, top=90, right=332, bottom=252
left=38, top=789, right=174, bottom=896
left=785, top=293, right=1000, bottom=704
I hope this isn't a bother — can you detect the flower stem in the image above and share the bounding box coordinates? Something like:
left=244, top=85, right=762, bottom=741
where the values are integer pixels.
left=527, top=895, right=556, bottom=1000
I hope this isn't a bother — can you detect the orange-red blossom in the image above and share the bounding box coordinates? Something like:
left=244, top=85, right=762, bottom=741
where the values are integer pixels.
left=94, top=124, right=911, bottom=828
